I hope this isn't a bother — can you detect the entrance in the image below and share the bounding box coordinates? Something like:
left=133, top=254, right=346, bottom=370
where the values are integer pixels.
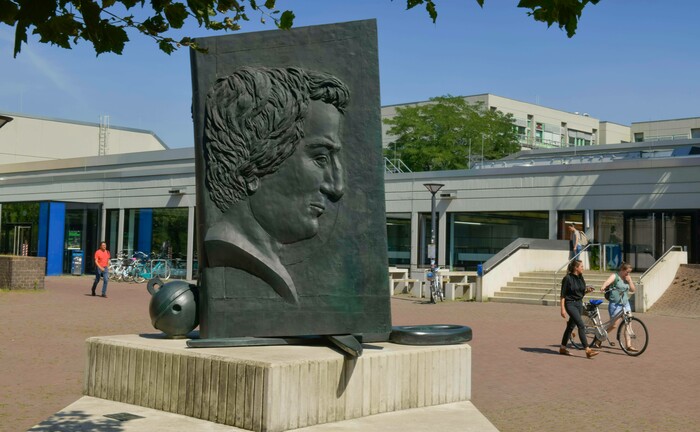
left=624, top=211, right=694, bottom=271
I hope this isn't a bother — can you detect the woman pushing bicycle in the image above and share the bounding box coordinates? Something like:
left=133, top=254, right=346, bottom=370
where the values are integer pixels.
left=559, top=259, right=599, bottom=358
left=598, top=262, right=638, bottom=351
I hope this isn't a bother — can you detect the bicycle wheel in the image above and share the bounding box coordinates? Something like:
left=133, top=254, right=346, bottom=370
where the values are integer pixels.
left=618, top=317, right=648, bottom=356
left=437, top=283, right=444, bottom=302
left=133, top=264, right=146, bottom=283
left=569, top=314, right=596, bottom=350
left=158, top=262, right=171, bottom=280
left=108, top=267, right=119, bottom=281
left=122, top=267, right=134, bottom=282
left=429, top=281, right=437, bottom=304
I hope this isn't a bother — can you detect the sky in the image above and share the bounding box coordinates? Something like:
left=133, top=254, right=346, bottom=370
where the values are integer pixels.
left=1, top=0, right=699, bottom=149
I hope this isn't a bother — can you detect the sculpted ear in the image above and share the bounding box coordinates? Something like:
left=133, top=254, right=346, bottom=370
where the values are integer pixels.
left=246, top=176, right=260, bottom=194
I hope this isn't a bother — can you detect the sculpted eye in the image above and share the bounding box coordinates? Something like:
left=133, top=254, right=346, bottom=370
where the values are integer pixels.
left=314, top=155, right=330, bottom=167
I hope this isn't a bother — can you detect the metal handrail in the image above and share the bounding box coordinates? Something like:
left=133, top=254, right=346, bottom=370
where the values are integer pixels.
left=639, top=245, right=684, bottom=280
left=481, top=241, right=530, bottom=275
left=550, top=244, right=684, bottom=297
left=548, top=243, right=600, bottom=299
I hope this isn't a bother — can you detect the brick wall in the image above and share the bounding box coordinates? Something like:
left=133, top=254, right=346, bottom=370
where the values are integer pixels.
left=0, top=256, right=46, bottom=290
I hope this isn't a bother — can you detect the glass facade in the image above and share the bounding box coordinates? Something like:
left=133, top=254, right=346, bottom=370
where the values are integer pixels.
left=594, top=210, right=697, bottom=271
left=105, top=209, right=120, bottom=257
left=0, top=202, right=40, bottom=256
left=64, top=204, right=100, bottom=274
left=386, top=213, right=411, bottom=266
left=121, top=207, right=192, bottom=279
left=447, top=211, right=549, bottom=270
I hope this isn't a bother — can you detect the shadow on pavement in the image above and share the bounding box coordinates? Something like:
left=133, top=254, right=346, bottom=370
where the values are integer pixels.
left=29, top=410, right=125, bottom=431
left=519, top=347, right=562, bottom=356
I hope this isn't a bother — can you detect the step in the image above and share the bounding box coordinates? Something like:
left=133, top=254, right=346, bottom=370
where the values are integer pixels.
left=490, top=271, right=639, bottom=307
left=493, top=290, right=607, bottom=301
left=489, top=296, right=561, bottom=306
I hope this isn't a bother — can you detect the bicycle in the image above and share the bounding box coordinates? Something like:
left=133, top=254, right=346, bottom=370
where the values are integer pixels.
left=425, top=262, right=444, bottom=304
left=569, top=298, right=649, bottom=356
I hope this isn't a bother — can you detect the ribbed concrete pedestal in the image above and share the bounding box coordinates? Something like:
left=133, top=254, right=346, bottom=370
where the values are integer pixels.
left=84, top=335, right=472, bottom=432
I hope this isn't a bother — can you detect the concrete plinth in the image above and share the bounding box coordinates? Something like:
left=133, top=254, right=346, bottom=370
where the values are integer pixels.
left=84, top=335, right=472, bottom=432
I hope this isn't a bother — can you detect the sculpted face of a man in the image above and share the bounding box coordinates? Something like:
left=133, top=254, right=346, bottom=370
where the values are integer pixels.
left=248, top=100, right=345, bottom=244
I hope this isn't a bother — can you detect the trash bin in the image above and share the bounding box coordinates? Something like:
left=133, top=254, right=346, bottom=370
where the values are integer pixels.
left=71, top=250, right=83, bottom=275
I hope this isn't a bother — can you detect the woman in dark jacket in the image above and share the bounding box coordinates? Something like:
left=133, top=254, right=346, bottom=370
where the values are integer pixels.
left=559, top=259, right=598, bottom=358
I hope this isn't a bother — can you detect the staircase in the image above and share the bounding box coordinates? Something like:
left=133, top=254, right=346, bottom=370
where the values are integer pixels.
left=490, top=271, right=642, bottom=306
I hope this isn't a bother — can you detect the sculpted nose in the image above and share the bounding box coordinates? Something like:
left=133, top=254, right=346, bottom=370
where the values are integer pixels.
left=321, top=157, right=344, bottom=202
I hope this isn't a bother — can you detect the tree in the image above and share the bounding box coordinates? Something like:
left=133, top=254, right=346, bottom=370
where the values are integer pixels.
left=0, top=0, right=600, bottom=57
left=383, top=96, right=519, bottom=172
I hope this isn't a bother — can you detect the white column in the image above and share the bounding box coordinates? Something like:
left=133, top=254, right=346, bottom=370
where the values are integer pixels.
left=411, top=211, right=419, bottom=275
left=100, top=207, right=106, bottom=243
left=549, top=209, right=558, bottom=239
left=437, top=202, right=448, bottom=266
left=117, top=208, right=125, bottom=254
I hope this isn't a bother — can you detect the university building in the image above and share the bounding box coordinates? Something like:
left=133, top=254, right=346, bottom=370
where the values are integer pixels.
left=2, top=102, right=700, bottom=283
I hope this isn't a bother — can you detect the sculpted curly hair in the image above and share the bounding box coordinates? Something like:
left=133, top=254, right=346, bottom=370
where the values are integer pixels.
left=203, top=67, right=349, bottom=212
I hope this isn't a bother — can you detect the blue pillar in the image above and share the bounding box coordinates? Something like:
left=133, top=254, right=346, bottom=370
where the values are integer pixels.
left=45, top=202, right=66, bottom=276
left=138, top=209, right=153, bottom=256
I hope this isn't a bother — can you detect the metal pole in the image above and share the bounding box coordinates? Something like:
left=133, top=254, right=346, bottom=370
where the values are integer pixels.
left=430, top=192, right=437, bottom=246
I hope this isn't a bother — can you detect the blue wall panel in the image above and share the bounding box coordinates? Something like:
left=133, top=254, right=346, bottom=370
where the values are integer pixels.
left=138, top=209, right=153, bottom=256
left=46, top=202, right=66, bottom=276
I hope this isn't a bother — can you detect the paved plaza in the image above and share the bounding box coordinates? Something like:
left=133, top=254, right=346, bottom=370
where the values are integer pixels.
left=1, top=276, right=699, bottom=431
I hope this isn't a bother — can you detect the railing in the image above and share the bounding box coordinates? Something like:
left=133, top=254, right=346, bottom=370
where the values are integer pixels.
left=548, top=244, right=684, bottom=301
left=384, top=157, right=412, bottom=174
left=548, top=243, right=600, bottom=299
left=481, top=239, right=531, bottom=275
left=639, top=245, right=684, bottom=280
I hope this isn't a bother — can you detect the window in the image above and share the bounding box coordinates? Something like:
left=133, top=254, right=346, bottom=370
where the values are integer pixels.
left=386, top=213, right=411, bottom=266
left=447, top=211, right=549, bottom=270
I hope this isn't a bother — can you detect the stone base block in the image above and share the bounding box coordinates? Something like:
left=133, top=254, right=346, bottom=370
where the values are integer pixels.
left=84, top=335, right=471, bottom=432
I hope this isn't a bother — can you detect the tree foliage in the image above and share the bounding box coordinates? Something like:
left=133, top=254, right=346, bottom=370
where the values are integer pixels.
left=0, top=0, right=296, bottom=57
left=383, top=96, right=520, bottom=172
left=1, top=0, right=600, bottom=57
left=406, top=0, right=600, bottom=38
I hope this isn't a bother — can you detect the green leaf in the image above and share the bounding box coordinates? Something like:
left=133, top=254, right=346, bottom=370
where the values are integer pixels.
left=13, top=21, right=28, bottom=57
left=158, top=38, right=177, bottom=54
left=278, top=9, right=294, bottom=29
left=425, top=0, right=437, bottom=22
left=517, top=0, right=599, bottom=37
left=164, top=3, right=188, bottom=28
left=142, top=14, right=169, bottom=34
left=264, top=0, right=276, bottom=9
left=0, top=0, right=19, bottom=25
left=88, top=21, right=129, bottom=55
left=34, top=14, right=82, bottom=49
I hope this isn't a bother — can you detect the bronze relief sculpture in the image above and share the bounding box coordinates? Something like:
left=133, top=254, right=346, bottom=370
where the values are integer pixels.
left=190, top=21, right=392, bottom=341
left=203, top=67, right=349, bottom=305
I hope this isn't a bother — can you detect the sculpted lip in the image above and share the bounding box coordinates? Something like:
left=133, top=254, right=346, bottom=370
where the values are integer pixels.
left=309, top=202, right=325, bottom=216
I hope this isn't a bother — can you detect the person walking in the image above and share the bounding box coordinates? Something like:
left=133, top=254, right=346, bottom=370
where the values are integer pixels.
left=597, top=262, right=637, bottom=351
left=91, top=241, right=110, bottom=298
left=567, top=223, right=581, bottom=259
left=559, top=259, right=599, bottom=358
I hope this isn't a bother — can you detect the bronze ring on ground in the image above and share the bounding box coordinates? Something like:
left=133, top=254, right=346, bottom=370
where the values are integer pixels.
left=389, top=324, right=472, bottom=345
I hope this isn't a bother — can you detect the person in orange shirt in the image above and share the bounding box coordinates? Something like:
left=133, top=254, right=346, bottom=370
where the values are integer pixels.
left=91, top=241, right=111, bottom=297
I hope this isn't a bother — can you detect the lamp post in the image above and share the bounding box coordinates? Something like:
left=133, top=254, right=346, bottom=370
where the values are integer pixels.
left=423, top=183, right=444, bottom=261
